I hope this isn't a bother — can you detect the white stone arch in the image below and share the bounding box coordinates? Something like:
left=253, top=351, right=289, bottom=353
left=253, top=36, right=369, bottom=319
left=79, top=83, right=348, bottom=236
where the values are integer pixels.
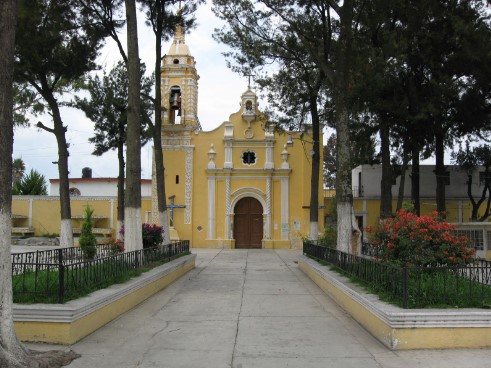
left=230, top=191, right=266, bottom=216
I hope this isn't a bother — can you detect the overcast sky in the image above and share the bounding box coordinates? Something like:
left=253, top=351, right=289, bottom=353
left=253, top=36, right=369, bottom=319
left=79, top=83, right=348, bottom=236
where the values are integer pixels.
left=12, top=1, right=248, bottom=182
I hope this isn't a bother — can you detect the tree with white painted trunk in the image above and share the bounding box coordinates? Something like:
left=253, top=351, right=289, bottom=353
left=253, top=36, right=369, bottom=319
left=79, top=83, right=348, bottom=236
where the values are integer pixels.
left=124, top=0, right=144, bottom=251
left=137, top=0, right=204, bottom=245
left=1, top=1, right=80, bottom=366
left=74, top=61, right=153, bottom=241
left=14, top=0, right=109, bottom=248
left=212, top=0, right=361, bottom=251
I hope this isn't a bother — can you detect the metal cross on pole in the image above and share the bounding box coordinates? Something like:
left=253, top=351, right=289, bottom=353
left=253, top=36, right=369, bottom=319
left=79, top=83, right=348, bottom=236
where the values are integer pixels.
left=245, top=73, right=254, bottom=88
left=167, top=195, right=185, bottom=227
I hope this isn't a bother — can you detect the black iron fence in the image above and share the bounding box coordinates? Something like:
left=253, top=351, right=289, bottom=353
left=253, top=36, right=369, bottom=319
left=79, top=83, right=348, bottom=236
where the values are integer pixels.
left=304, top=241, right=491, bottom=308
left=12, top=241, right=189, bottom=304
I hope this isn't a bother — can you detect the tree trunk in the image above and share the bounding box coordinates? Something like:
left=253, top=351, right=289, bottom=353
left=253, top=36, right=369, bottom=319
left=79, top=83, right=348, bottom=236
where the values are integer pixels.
left=153, top=12, right=170, bottom=245
left=379, top=122, right=392, bottom=219
left=117, top=139, right=125, bottom=240
left=124, top=0, right=143, bottom=251
left=2, top=4, right=81, bottom=367
left=0, top=2, right=28, bottom=366
left=411, top=144, right=421, bottom=215
left=51, top=103, right=73, bottom=247
left=334, top=0, right=359, bottom=254
left=396, top=141, right=410, bottom=211
left=37, top=92, right=73, bottom=247
left=309, top=95, right=321, bottom=241
left=434, top=131, right=446, bottom=215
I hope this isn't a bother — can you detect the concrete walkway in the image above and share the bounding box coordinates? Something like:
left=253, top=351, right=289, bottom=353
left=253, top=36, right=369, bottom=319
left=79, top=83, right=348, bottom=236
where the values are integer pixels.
left=27, top=249, right=491, bottom=367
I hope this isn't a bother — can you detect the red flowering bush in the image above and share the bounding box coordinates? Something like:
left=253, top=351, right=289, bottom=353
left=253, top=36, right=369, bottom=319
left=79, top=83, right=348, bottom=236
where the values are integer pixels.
left=109, top=239, right=125, bottom=255
left=367, top=209, right=475, bottom=266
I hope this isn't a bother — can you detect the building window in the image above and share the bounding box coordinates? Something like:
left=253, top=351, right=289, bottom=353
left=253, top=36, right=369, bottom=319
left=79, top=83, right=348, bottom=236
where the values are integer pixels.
left=69, top=187, right=81, bottom=197
left=242, top=151, right=256, bottom=165
left=453, top=229, right=483, bottom=250
left=479, top=171, right=491, bottom=186
left=443, top=171, right=450, bottom=185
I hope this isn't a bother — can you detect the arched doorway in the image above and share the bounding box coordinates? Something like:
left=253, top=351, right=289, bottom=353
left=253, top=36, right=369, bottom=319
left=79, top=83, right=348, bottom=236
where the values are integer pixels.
left=234, top=197, right=263, bottom=249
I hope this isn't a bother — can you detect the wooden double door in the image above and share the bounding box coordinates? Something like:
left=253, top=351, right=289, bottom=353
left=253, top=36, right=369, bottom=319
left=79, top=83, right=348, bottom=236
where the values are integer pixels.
left=234, top=197, right=263, bottom=249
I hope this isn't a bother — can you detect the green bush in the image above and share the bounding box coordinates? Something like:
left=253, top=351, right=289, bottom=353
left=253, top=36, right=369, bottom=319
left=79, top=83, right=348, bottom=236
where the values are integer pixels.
left=79, top=206, right=97, bottom=259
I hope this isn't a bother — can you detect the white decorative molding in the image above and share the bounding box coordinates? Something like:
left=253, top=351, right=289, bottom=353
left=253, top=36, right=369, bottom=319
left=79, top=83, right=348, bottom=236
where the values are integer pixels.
left=281, top=176, right=289, bottom=240
left=184, top=149, right=193, bottom=224
left=265, top=177, right=272, bottom=239
left=207, top=177, right=216, bottom=239
left=265, top=142, right=274, bottom=169
left=224, top=142, right=233, bottom=169
left=225, top=177, right=231, bottom=239
left=231, top=187, right=266, bottom=198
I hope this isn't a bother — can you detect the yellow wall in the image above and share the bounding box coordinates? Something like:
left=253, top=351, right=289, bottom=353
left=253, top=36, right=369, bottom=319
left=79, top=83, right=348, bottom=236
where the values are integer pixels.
left=11, top=196, right=152, bottom=239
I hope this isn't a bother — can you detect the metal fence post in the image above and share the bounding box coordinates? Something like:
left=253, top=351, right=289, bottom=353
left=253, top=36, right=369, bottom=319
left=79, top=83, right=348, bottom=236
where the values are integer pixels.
left=402, top=267, right=408, bottom=309
left=58, top=249, right=65, bottom=303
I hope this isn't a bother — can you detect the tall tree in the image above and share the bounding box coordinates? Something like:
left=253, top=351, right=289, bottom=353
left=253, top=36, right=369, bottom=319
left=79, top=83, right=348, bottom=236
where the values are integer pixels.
left=137, top=0, right=202, bottom=244
left=0, top=2, right=23, bottom=365
left=75, top=61, right=153, bottom=239
left=213, top=0, right=366, bottom=252
left=124, top=0, right=143, bottom=251
left=12, top=158, right=25, bottom=185
left=14, top=0, right=108, bottom=247
left=1, top=1, right=79, bottom=366
left=213, top=1, right=328, bottom=241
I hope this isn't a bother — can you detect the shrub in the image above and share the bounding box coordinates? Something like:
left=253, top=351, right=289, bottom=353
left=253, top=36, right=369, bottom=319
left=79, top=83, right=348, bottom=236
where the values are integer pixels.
left=79, top=206, right=97, bottom=259
left=109, top=239, right=125, bottom=255
left=318, top=226, right=337, bottom=248
left=367, top=209, right=475, bottom=267
left=142, top=223, right=164, bottom=248
left=119, top=223, right=165, bottom=249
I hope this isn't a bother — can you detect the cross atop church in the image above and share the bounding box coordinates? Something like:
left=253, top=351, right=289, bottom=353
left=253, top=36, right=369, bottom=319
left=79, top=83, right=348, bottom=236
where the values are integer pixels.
left=245, top=73, right=254, bottom=89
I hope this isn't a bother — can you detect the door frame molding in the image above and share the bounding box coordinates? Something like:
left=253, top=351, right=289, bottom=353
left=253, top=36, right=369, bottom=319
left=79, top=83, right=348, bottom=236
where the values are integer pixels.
left=231, top=194, right=266, bottom=248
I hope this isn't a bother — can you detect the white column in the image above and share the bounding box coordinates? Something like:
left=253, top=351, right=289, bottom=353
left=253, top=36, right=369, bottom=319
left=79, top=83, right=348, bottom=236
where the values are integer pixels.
left=281, top=177, right=289, bottom=240
left=110, top=199, right=115, bottom=229
left=224, top=142, right=233, bottom=168
left=265, top=176, right=272, bottom=239
left=265, top=143, right=274, bottom=169
left=28, top=198, right=33, bottom=228
left=184, top=148, right=193, bottom=224
left=208, top=177, right=216, bottom=239
left=225, top=177, right=231, bottom=239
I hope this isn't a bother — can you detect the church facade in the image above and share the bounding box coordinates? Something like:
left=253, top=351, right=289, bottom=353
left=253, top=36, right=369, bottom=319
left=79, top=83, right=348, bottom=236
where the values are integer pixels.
left=151, top=26, right=324, bottom=249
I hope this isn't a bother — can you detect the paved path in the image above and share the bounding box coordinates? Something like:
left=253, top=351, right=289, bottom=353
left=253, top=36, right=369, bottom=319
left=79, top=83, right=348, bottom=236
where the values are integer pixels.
left=28, top=249, right=491, bottom=367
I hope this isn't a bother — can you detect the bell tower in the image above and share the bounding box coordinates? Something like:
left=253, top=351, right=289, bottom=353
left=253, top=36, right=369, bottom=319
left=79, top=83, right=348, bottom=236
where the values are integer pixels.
left=153, top=24, right=198, bottom=237
left=161, top=24, right=199, bottom=127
